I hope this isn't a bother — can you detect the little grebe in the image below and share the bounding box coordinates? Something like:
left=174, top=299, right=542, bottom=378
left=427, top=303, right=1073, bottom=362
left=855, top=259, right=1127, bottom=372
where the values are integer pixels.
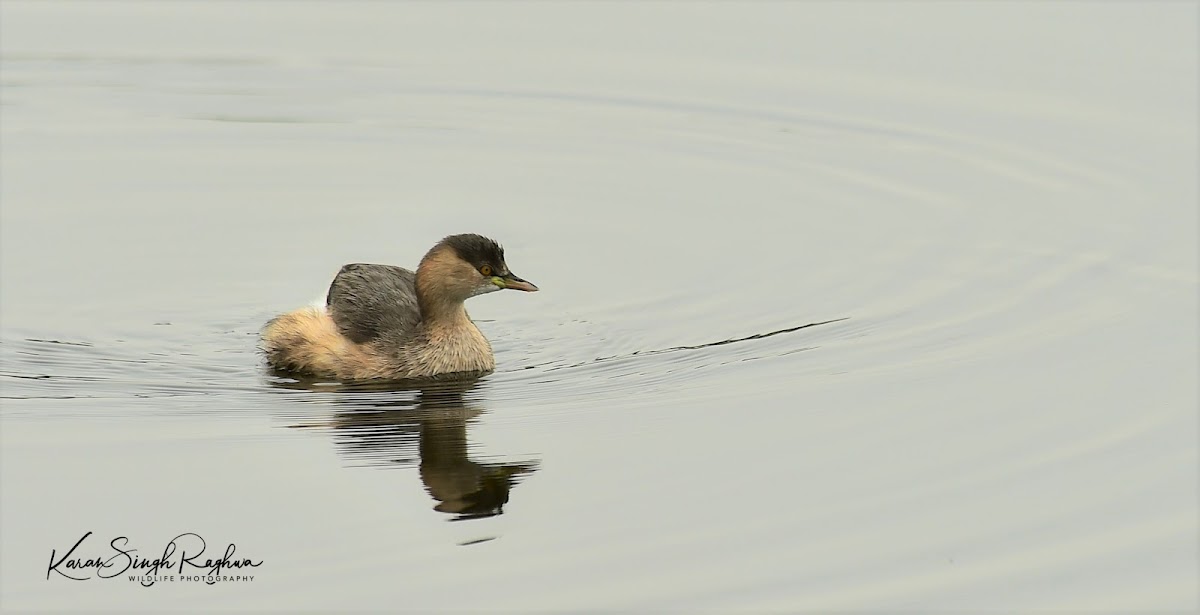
left=262, top=234, right=537, bottom=381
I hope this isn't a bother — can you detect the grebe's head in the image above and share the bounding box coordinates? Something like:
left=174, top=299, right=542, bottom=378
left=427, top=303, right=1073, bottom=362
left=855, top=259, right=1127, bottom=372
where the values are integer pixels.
left=417, top=234, right=538, bottom=304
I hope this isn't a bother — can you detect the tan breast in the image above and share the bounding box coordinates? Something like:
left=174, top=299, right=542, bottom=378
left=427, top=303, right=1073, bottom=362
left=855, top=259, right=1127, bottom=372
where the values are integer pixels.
left=414, top=317, right=495, bottom=377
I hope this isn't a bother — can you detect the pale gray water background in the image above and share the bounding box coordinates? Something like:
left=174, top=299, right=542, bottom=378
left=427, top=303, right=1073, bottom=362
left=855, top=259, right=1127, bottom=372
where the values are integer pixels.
left=1, top=2, right=1197, bottom=612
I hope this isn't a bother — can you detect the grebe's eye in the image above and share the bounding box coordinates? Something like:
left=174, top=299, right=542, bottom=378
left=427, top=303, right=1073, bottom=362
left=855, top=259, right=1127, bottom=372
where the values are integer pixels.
left=480, top=265, right=492, bottom=276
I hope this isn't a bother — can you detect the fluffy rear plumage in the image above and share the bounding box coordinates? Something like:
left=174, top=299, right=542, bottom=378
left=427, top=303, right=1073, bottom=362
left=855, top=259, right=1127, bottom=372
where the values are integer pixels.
left=261, top=307, right=378, bottom=379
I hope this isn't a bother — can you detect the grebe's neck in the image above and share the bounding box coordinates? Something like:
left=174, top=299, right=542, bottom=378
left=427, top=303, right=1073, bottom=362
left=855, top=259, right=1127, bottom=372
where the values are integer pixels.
left=415, top=275, right=470, bottom=325
left=415, top=245, right=472, bottom=325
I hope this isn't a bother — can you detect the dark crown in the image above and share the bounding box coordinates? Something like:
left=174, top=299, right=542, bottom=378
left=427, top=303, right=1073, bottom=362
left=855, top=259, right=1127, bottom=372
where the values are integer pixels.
left=439, top=234, right=505, bottom=269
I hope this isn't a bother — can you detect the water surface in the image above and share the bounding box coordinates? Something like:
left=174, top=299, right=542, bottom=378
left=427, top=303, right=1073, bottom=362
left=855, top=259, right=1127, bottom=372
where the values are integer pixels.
left=1, top=3, right=1197, bottom=612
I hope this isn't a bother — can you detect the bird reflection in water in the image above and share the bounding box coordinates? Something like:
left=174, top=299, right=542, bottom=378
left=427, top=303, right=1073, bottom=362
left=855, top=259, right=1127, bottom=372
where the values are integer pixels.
left=271, top=375, right=539, bottom=521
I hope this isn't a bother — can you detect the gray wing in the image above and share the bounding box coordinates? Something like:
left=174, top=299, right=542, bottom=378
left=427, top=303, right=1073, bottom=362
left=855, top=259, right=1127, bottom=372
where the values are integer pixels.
left=326, top=264, right=422, bottom=344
